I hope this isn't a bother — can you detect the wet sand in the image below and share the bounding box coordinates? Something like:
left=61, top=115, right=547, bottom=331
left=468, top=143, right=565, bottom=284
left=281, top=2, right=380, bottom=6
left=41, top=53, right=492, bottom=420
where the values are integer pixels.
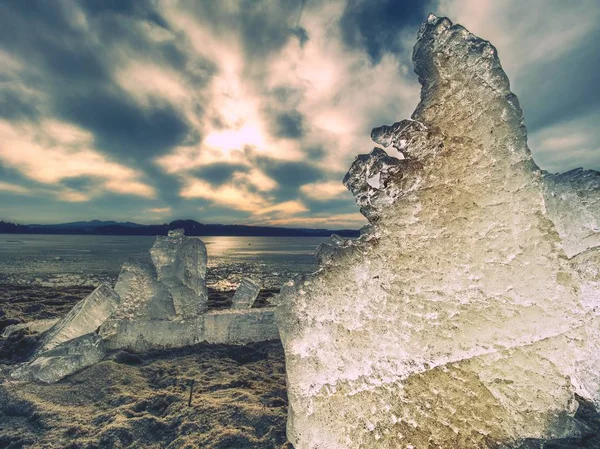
left=0, top=284, right=291, bottom=449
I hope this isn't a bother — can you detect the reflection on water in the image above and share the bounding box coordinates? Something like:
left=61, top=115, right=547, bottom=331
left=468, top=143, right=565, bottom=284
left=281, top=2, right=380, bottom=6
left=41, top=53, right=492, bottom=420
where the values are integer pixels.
left=202, top=236, right=323, bottom=290
left=0, top=234, right=325, bottom=290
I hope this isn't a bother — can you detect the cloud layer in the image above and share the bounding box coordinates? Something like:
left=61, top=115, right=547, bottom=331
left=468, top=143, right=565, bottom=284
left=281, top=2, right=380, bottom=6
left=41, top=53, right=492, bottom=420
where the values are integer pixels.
left=436, top=0, right=600, bottom=173
left=0, top=0, right=598, bottom=226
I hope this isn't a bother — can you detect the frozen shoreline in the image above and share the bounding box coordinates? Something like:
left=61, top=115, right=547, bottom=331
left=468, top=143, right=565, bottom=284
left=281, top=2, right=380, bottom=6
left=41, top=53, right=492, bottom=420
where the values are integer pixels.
left=0, top=282, right=291, bottom=448
left=0, top=283, right=278, bottom=364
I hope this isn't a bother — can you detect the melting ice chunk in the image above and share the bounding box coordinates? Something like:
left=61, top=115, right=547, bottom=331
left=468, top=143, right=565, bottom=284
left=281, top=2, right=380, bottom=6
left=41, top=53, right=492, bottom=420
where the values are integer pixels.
left=231, top=278, right=261, bottom=309
left=150, top=229, right=208, bottom=317
left=35, top=284, right=119, bottom=355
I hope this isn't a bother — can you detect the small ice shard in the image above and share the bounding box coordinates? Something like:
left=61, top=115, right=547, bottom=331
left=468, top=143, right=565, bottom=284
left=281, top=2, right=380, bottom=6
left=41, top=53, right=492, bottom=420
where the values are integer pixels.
left=113, top=260, right=176, bottom=320
left=231, top=278, right=261, bottom=309
left=277, top=14, right=600, bottom=449
left=35, top=284, right=119, bottom=355
left=11, top=333, right=106, bottom=383
left=150, top=229, right=208, bottom=317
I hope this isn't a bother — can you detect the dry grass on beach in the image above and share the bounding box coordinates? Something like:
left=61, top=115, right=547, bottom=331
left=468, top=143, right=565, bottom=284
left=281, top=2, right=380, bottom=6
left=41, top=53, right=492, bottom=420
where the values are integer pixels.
left=1, top=341, right=292, bottom=449
left=0, top=283, right=96, bottom=328
left=0, top=284, right=291, bottom=449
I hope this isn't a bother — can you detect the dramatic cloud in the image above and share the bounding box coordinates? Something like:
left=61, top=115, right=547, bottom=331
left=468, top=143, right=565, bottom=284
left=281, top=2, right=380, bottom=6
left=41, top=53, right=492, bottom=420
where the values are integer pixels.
left=0, top=119, right=155, bottom=201
left=0, top=181, right=29, bottom=195
left=435, top=0, right=600, bottom=173
left=300, top=181, right=350, bottom=201
left=0, top=0, right=598, bottom=226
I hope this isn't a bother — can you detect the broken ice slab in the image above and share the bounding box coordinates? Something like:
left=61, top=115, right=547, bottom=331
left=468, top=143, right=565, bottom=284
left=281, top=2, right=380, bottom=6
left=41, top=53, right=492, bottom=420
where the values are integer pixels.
left=101, top=309, right=279, bottom=353
left=11, top=333, right=106, bottom=383
left=12, top=306, right=281, bottom=382
left=231, top=278, right=261, bottom=309
left=35, top=284, right=119, bottom=355
left=202, top=309, right=279, bottom=344
left=113, top=260, right=176, bottom=321
left=100, top=317, right=201, bottom=353
left=150, top=229, right=208, bottom=317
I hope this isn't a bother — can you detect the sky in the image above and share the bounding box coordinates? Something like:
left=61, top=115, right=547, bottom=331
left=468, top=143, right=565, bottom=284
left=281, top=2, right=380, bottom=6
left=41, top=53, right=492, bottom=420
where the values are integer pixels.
left=0, top=0, right=599, bottom=228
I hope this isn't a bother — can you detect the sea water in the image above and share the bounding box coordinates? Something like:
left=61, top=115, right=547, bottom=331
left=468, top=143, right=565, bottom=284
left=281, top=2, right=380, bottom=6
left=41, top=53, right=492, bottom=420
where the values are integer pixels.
left=0, top=234, right=325, bottom=290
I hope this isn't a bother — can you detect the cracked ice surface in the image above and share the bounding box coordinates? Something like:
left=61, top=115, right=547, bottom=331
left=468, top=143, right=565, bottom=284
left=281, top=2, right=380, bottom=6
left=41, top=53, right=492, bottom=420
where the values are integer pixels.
left=277, top=14, right=600, bottom=449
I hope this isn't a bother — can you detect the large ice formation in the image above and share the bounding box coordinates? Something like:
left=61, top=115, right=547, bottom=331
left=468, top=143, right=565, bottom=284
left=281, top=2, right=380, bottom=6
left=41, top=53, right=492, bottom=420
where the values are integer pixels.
left=277, top=14, right=600, bottom=449
left=150, top=228, right=209, bottom=317
left=11, top=230, right=278, bottom=383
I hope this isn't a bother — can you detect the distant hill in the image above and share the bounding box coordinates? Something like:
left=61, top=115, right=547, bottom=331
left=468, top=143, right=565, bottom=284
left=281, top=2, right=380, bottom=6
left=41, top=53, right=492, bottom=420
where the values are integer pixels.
left=28, top=219, right=145, bottom=231
left=0, top=219, right=360, bottom=238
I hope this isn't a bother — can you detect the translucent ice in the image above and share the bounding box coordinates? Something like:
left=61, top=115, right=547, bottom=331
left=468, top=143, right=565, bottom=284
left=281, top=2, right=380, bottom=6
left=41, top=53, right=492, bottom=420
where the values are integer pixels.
left=277, top=14, right=600, bottom=449
left=150, top=229, right=208, bottom=317
left=113, top=260, right=176, bottom=321
left=35, top=284, right=119, bottom=355
left=12, top=333, right=106, bottom=384
left=231, top=277, right=261, bottom=309
left=543, top=168, right=600, bottom=258
left=11, top=231, right=278, bottom=383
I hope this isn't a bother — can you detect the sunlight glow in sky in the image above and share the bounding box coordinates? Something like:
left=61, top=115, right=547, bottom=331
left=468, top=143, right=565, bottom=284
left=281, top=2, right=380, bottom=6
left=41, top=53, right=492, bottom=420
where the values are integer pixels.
left=0, top=0, right=599, bottom=227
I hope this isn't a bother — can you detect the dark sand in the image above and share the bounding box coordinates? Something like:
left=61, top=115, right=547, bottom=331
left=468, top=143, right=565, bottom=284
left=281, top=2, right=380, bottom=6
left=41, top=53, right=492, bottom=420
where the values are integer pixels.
left=0, top=284, right=291, bottom=449
left=0, top=284, right=96, bottom=329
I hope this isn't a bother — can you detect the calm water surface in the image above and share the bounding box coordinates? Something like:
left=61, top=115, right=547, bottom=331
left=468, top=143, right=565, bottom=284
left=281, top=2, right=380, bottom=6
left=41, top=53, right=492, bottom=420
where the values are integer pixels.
left=0, top=234, right=325, bottom=289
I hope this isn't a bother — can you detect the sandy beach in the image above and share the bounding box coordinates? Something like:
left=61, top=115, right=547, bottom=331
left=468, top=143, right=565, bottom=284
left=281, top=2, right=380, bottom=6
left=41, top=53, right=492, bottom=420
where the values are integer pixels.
left=0, top=284, right=290, bottom=449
